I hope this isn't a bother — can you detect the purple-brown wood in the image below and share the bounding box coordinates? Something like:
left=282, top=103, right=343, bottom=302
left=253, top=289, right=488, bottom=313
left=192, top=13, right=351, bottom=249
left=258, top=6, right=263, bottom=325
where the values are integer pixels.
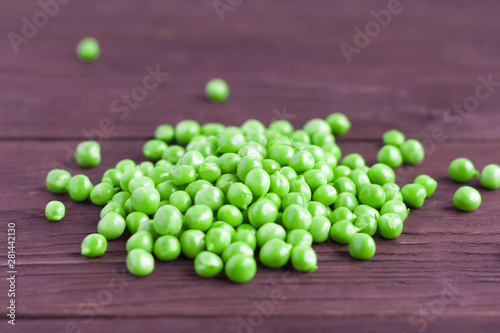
left=0, top=1, right=499, bottom=332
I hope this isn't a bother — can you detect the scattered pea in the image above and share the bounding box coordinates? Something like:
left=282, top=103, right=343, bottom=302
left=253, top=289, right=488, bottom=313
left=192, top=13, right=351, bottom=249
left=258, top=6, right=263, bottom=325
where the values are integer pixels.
left=45, top=201, right=65, bottom=221
left=453, top=186, right=481, bottom=211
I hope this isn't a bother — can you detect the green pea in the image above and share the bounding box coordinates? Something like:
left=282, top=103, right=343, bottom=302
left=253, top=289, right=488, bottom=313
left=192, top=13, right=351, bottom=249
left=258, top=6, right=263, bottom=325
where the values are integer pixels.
left=301, top=145, right=326, bottom=164
left=217, top=205, right=243, bottom=227
left=171, top=165, right=196, bottom=186
left=353, top=214, right=377, bottom=236
left=291, top=244, right=318, bottom=272
left=378, top=213, right=403, bottom=239
left=115, top=159, right=136, bottom=172
left=449, top=158, right=479, bottom=182
left=125, top=212, right=149, bottom=234
left=162, top=145, right=185, bottom=164
left=377, top=145, right=403, bottom=168
left=453, top=186, right=481, bottom=211
left=120, top=168, right=142, bottom=192
left=400, top=139, right=425, bottom=164
left=126, top=231, right=154, bottom=252
left=195, top=186, right=225, bottom=211
left=76, top=37, right=99, bottom=61
left=291, top=129, right=310, bottom=144
left=367, top=163, right=395, bottom=185
left=156, top=180, right=180, bottom=201
left=282, top=204, right=312, bottom=230
left=139, top=161, right=155, bottom=175
left=222, top=242, right=254, bottom=263
left=206, top=228, right=232, bottom=254
left=227, top=183, right=253, bottom=209
left=137, top=220, right=161, bottom=240
left=81, top=233, right=107, bottom=257
left=328, top=207, right=356, bottom=224
left=128, top=176, right=155, bottom=194
left=166, top=190, right=190, bottom=213
left=206, top=78, right=229, bottom=102
left=325, top=113, right=350, bottom=135
left=45, top=201, right=65, bottom=221
left=353, top=204, right=380, bottom=220
left=303, top=118, right=331, bottom=136
left=269, top=145, right=295, bottom=167
left=323, top=152, right=338, bottom=169
left=233, top=230, right=257, bottom=250
left=333, top=176, right=357, bottom=195
left=153, top=204, right=183, bottom=236
left=180, top=230, right=206, bottom=259
left=102, top=168, right=123, bottom=187
left=279, top=167, right=297, bottom=183
left=248, top=199, right=278, bottom=228
left=124, top=198, right=134, bottom=215
left=198, top=163, right=222, bottom=183
left=185, top=179, right=212, bottom=200
left=203, top=122, right=226, bottom=136
left=126, top=249, right=154, bottom=276
left=332, top=165, right=351, bottom=181
left=216, top=174, right=240, bottom=195
left=312, top=184, right=337, bottom=207
left=46, top=169, right=71, bottom=194
left=245, top=168, right=271, bottom=198
left=259, top=239, right=292, bottom=268
left=286, top=230, right=313, bottom=247
left=154, top=124, right=175, bottom=143
left=385, top=189, right=403, bottom=202
left=401, top=184, right=427, bottom=208
left=218, top=131, right=246, bottom=154
left=382, top=129, right=405, bottom=147
left=209, top=221, right=235, bottom=239
left=97, top=212, right=126, bottom=240
left=90, top=183, right=116, bottom=206
left=154, top=235, right=181, bottom=261
left=383, top=183, right=400, bottom=192
left=289, top=150, right=315, bottom=173
left=341, top=153, right=365, bottom=170
left=302, top=169, right=327, bottom=193
left=68, top=174, right=93, bottom=201
left=194, top=251, right=224, bottom=278
left=329, top=220, right=360, bottom=244
left=143, top=139, right=167, bottom=161
left=100, top=202, right=126, bottom=218
left=358, top=184, right=385, bottom=209
left=349, top=233, right=376, bottom=260
left=313, top=161, right=334, bottom=182
left=308, top=216, right=331, bottom=242
left=225, top=254, right=257, bottom=283
left=262, top=159, right=280, bottom=175
left=241, top=119, right=265, bottom=133
left=333, top=192, right=359, bottom=212
left=480, top=164, right=500, bottom=189
left=238, top=142, right=265, bottom=160
left=184, top=205, right=213, bottom=231
left=75, top=141, right=101, bottom=167
left=218, top=153, right=241, bottom=174
left=131, top=187, right=160, bottom=215
left=347, top=170, right=370, bottom=194
left=256, top=223, right=287, bottom=248
left=268, top=171, right=290, bottom=199
left=175, top=120, right=201, bottom=145
left=380, top=200, right=409, bottom=221
left=263, top=192, right=282, bottom=210
left=413, top=175, right=437, bottom=197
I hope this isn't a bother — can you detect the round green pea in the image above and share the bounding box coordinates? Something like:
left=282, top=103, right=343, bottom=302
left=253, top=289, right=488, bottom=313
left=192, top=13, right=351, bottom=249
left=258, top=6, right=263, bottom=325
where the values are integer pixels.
left=195, top=186, right=225, bottom=211
left=233, top=229, right=257, bottom=250
left=219, top=153, right=241, bottom=174
left=126, top=249, right=154, bottom=276
left=400, top=139, right=425, bottom=165
left=125, top=212, right=149, bottom=234
left=263, top=159, right=281, bottom=175
left=75, top=141, right=101, bottom=167
left=303, top=118, right=331, bottom=136
left=97, top=212, right=126, bottom=240
left=154, top=124, right=175, bottom=143
left=282, top=204, right=312, bottom=230
left=163, top=145, right=185, bottom=164
left=333, top=165, right=351, bottom=181
left=81, top=233, right=107, bottom=257
left=222, top=242, right=253, bottom=263
left=206, top=78, right=229, bottom=102
left=333, top=192, right=359, bottom=212
left=449, top=158, right=479, bottom=182
left=46, top=169, right=71, bottom=194
left=259, top=239, right=292, bottom=268
left=102, top=168, right=122, bottom=187
left=154, top=235, right=181, bottom=261
left=225, top=254, right=257, bottom=283
left=128, top=176, right=155, bottom=194
left=286, top=230, right=313, bottom=246
left=353, top=204, right=380, bottom=220
left=76, top=37, right=100, bottom=61
left=184, top=205, right=213, bottom=231
left=358, top=184, right=385, bottom=209
left=414, top=175, right=437, bottom=197
left=353, top=214, right=377, bottom=236
left=198, top=163, right=222, bottom=183
left=330, top=220, right=360, bottom=244
left=68, top=174, right=93, bottom=201
left=383, top=129, right=405, bottom=147
left=289, top=150, right=315, bottom=173
left=115, top=159, right=136, bottom=172
left=291, top=244, right=318, bottom=272
left=245, top=168, right=271, bottom=198
left=216, top=174, right=240, bottom=195
left=217, top=205, right=243, bottom=227
left=378, top=213, right=403, bottom=239
left=137, top=220, right=161, bottom=240
left=453, top=186, right=481, bottom=211
left=153, top=204, right=183, bottom=235
left=341, top=153, right=365, bottom=170
left=480, top=164, right=500, bottom=189
left=169, top=190, right=192, bottom=213
left=308, top=216, right=331, bottom=242
left=126, top=231, right=154, bottom=252
left=218, top=131, right=246, bottom=154
left=256, top=223, right=287, bottom=248
left=45, top=201, right=65, bottom=221
left=380, top=200, right=409, bottom=221
left=349, top=233, right=376, bottom=260
left=175, top=120, right=201, bottom=145
left=328, top=207, right=357, bottom=224
left=313, top=184, right=337, bottom=206
left=180, top=230, right=206, bottom=259
left=172, top=165, right=196, bottom=186
left=326, top=113, right=351, bottom=135
left=90, top=183, right=116, bottom=206
left=206, top=228, right=232, bottom=254
left=385, top=189, right=403, bottom=202
left=401, top=184, right=427, bottom=208
left=248, top=199, right=278, bottom=228
left=367, top=163, right=395, bottom=185
left=195, top=251, right=224, bottom=278
left=143, top=139, right=167, bottom=161
left=131, top=187, right=160, bottom=215
left=120, top=168, right=142, bottom=192
left=282, top=192, right=308, bottom=209
left=269, top=171, right=290, bottom=199
left=333, top=176, right=357, bottom=195
left=100, top=202, right=126, bottom=218
left=377, top=145, right=403, bottom=168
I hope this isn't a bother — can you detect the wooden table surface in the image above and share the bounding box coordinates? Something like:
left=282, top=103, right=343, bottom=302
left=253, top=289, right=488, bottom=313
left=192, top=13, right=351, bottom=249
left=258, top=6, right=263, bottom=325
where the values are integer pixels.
left=1, top=0, right=500, bottom=332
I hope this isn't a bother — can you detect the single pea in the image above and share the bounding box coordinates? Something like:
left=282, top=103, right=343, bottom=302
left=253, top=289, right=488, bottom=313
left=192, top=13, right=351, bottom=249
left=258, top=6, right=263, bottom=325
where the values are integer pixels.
left=154, top=124, right=175, bottom=143
left=115, top=159, right=136, bottom=172
left=308, top=216, right=331, bottom=242
left=218, top=153, right=241, bottom=174
left=290, top=179, right=312, bottom=201
left=153, top=235, right=181, bottom=261
left=301, top=145, right=326, bottom=164
left=312, top=184, right=337, bottom=207
left=237, top=156, right=263, bottom=182
left=180, top=230, right=206, bottom=259
left=328, top=207, right=357, bottom=224
left=329, top=220, right=360, bottom=244
left=307, top=201, right=328, bottom=218
left=209, top=221, right=235, bottom=240
left=263, top=159, right=281, bottom=175
left=303, top=169, right=328, bottom=193
left=206, top=228, right=232, bottom=254
left=125, top=212, right=149, bottom=234
left=353, top=204, right=380, bottom=220
left=377, top=213, right=403, bottom=239
left=358, top=184, right=385, bottom=209
left=380, top=200, right=409, bottom=221
left=480, top=164, right=500, bottom=189
left=216, top=174, right=240, bottom=195
left=291, top=245, right=318, bottom=272
left=185, top=179, right=212, bottom=200
left=245, top=168, right=271, bottom=198
left=206, top=78, right=229, bottom=102
left=453, top=186, right=481, bottom=211
left=137, top=220, right=161, bottom=239
left=291, top=129, right=311, bottom=144
left=162, top=145, right=185, bottom=164
left=194, top=251, right=224, bottom=278
left=241, top=119, right=265, bottom=133
left=248, top=199, right=278, bottom=228
left=222, top=242, right=253, bottom=263
left=333, top=176, right=357, bottom=195
left=238, top=142, right=266, bottom=160
left=139, top=161, right=155, bottom=175
left=184, top=205, right=213, bottom=231
left=81, top=233, right=107, bottom=257
left=286, top=230, right=313, bottom=247
left=303, top=118, right=331, bottom=136
left=282, top=204, right=313, bottom=230
left=75, top=141, right=101, bottom=167
left=324, top=152, right=338, bottom=169
left=195, top=186, right=225, bottom=211
left=332, top=165, right=351, bottom=181
left=225, top=254, right=257, bottom=283
left=203, top=122, right=226, bottom=136
left=217, top=205, right=243, bottom=227
left=131, top=187, right=160, bottom=215
left=333, top=192, right=359, bottom=212
left=198, top=163, right=222, bottom=183
left=45, top=201, right=65, bottom=221
left=171, top=165, right=196, bottom=186
left=348, top=170, right=371, bottom=194
left=142, top=139, right=167, bottom=161
left=90, top=183, right=116, bottom=206
left=100, top=202, right=126, bottom=218
left=383, top=183, right=400, bottom=192
left=76, top=37, right=100, bottom=61
left=269, top=171, right=290, bottom=199
left=382, top=129, right=405, bottom=147
left=385, top=189, right=403, bottom=202
left=128, top=176, right=155, bottom=194
left=120, top=168, right=143, bottom=192
left=126, top=249, right=154, bottom=276
left=289, top=150, right=315, bottom=173
left=126, top=231, right=154, bottom=252
left=367, top=163, right=395, bottom=185
left=263, top=192, right=282, bottom=210
left=102, top=168, right=123, bottom=187
left=349, top=233, right=376, bottom=260
left=353, top=214, right=377, bottom=236
left=46, top=169, right=71, bottom=194
left=153, top=204, right=183, bottom=236
left=218, top=131, right=247, bottom=154
left=341, top=153, right=365, bottom=170
left=414, top=175, right=438, bottom=197
left=156, top=180, right=181, bottom=201
left=233, top=229, right=257, bottom=250
left=282, top=192, right=308, bottom=209
left=256, top=223, right=287, bottom=248
left=259, top=239, right=292, bottom=268
left=269, top=144, right=295, bottom=167
left=377, top=145, right=403, bottom=168
left=124, top=198, right=134, bottom=215
left=97, top=212, right=126, bottom=240
left=326, top=113, right=351, bottom=135
left=401, top=184, right=427, bottom=208
left=449, top=158, right=479, bottom=182
left=175, top=120, right=201, bottom=145
left=314, top=161, right=334, bottom=182
left=400, top=139, right=425, bottom=164
left=68, top=174, right=93, bottom=201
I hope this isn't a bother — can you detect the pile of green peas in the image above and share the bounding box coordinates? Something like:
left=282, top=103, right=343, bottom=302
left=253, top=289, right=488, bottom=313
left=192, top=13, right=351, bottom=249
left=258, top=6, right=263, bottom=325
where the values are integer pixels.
left=47, top=114, right=479, bottom=283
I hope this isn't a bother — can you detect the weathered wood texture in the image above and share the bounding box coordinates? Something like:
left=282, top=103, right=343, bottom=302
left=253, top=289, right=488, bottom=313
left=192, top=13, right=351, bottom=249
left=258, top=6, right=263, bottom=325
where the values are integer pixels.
left=1, top=0, right=499, bottom=332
